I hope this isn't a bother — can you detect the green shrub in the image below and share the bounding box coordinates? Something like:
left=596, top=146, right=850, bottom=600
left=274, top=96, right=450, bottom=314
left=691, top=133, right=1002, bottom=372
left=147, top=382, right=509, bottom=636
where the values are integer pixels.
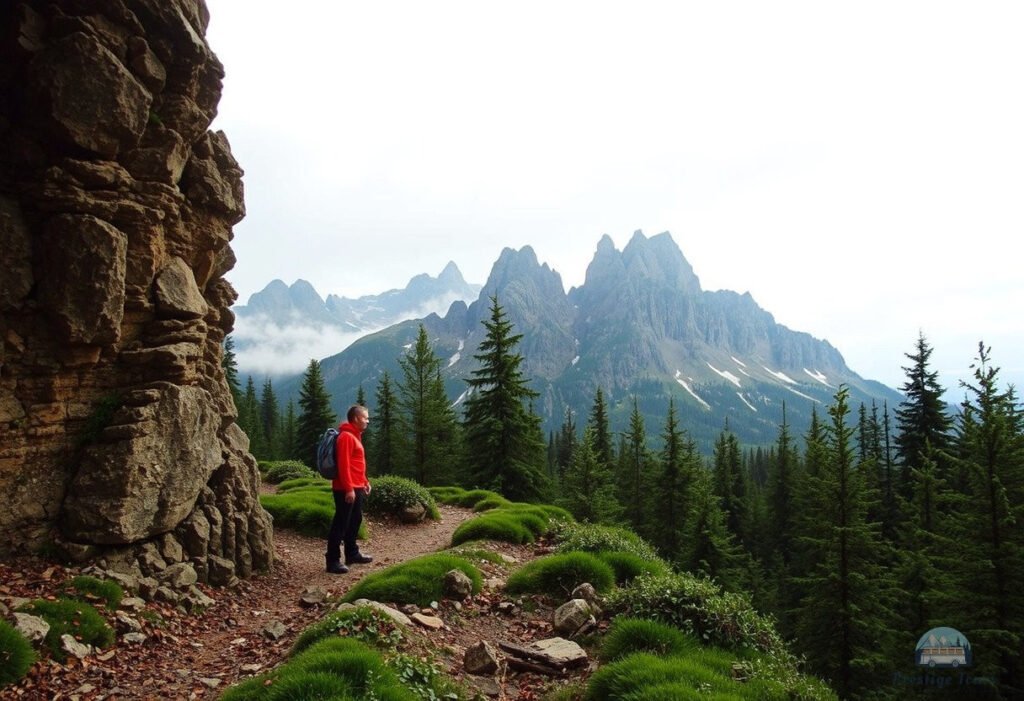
left=365, top=475, right=441, bottom=520
left=594, top=551, right=669, bottom=585
left=451, top=488, right=506, bottom=508
left=18, top=597, right=114, bottom=662
left=0, top=619, right=36, bottom=687
left=471, top=494, right=512, bottom=511
left=605, top=572, right=785, bottom=656
left=426, top=486, right=468, bottom=503
left=599, top=618, right=697, bottom=662
left=450, top=511, right=535, bottom=546
left=219, top=675, right=271, bottom=701
left=287, top=639, right=397, bottom=695
left=263, top=460, right=316, bottom=484
left=277, top=476, right=326, bottom=491
left=505, top=552, right=616, bottom=597
left=554, top=522, right=659, bottom=561
left=585, top=652, right=770, bottom=701
left=388, top=652, right=465, bottom=701
left=64, top=575, right=123, bottom=610
left=341, top=554, right=482, bottom=607
left=290, top=605, right=405, bottom=656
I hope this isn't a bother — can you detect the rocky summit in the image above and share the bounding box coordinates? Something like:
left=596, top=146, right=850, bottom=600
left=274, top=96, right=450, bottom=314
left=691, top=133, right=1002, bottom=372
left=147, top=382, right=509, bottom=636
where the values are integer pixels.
left=0, top=0, right=273, bottom=582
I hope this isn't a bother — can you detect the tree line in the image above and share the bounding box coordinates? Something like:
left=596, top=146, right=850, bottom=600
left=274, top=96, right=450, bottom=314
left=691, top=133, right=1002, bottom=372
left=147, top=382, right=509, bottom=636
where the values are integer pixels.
left=226, top=308, right=1022, bottom=699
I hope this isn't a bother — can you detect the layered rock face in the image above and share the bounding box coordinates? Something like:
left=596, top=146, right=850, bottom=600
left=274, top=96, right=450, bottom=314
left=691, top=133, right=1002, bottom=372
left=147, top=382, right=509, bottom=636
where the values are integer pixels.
left=0, top=0, right=273, bottom=584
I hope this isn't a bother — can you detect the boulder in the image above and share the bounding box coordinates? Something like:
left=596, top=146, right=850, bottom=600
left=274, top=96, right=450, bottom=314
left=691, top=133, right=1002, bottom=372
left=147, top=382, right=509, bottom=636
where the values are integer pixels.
left=463, top=640, right=499, bottom=675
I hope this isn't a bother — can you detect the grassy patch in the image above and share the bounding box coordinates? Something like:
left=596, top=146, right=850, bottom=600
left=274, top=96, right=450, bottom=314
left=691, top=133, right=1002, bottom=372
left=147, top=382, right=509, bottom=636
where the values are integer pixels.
left=593, top=551, right=669, bottom=585
left=450, top=511, right=536, bottom=546
left=341, top=554, right=482, bottom=607
left=365, top=475, right=441, bottom=520
left=505, top=552, right=616, bottom=597
left=259, top=488, right=368, bottom=540
left=554, top=522, right=660, bottom=561
left=0, top=619, right=36, bottom=687
left=599, top=618, right=697, bottom=662
left=262, top=460, right=317, bottom=484
left=291, top=605, right=405, bottom=656
left=63, top=575, right=123, bottom=610
left=17, top=597, right=114, bottom=663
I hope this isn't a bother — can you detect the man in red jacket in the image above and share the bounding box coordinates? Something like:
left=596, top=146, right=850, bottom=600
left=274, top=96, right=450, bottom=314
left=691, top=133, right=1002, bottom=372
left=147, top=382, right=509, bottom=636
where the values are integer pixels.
left=326, top=404, right=373, bottom=574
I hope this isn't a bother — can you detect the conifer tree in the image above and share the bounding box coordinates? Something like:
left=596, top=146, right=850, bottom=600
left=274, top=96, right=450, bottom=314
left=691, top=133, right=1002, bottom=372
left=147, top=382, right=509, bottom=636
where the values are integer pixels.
left=240, top=376, right=267, bottom=459
left=895, top=333, right=952, bottom=498
left=763, top=405, right=802, bottom=634
left=945, top=345, right=1024, bottom=692
left=555, top=406, right=577, bottom=485
left=791, top=385, right=894, bottom=698
left=649, top=399, right=695, bottom=562
left=619, top=397, right=651, bottom=534
left=559, top=427, right=623, bottom=524
left=222, top=335, right=242, bottom=408
left=260, top=378, right=280, bottom=459
left=462, top=297, right=548, bottom=501
left=587, top=387, right=614, bottom=467
left=370, top=371, right=401, bottom=477
left=296, top=359, right=336, bottom=468
left=712, top=425, right=745, bottom=541
left=280, top=400, right=298, bottom=461
left=398, top=325, right=459, bottom=485
left=685, top=466, right=744, bottom=589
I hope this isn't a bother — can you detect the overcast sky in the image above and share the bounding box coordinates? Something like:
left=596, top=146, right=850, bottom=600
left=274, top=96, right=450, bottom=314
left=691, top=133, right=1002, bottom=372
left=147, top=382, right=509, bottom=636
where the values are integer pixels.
left=205, top=1, right=1023, bottom=395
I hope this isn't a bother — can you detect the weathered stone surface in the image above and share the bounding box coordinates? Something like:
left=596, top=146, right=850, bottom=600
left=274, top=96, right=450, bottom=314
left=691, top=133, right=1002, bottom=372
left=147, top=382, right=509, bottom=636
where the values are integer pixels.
left=411, top=612, right=444, bottom=630
left=61, top=633, right=93, bottom=660
left=14, top=613, right=50, bottom=644
left=38, top=214, right=127, bottom=345
left=160, top=562, right=198, bottom=589
left=530, top=637, right=588, bottom=667
left=350, top=600, right=412, bottom=626
left=27, top=32, right=151, bottom=158
left=0, top=0, right=272, bottom=583
left=443, top=569, right=474, bottom=599
left=61, top=385, right=221, bottom=544
left=399, top=502, right=427, bottom=523
left=464, top=640, right=499, bottom=675
left=553, top=599, right=593, bottom=635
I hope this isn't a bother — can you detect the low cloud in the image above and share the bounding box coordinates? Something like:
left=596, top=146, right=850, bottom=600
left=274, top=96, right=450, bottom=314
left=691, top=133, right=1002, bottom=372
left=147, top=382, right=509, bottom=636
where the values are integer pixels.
left=232, top=314, right=374, bottom=377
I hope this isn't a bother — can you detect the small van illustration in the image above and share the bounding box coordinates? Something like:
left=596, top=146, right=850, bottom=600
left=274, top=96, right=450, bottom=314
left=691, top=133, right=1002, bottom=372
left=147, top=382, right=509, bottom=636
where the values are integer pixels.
left=915, top=627, right=971, bottom=668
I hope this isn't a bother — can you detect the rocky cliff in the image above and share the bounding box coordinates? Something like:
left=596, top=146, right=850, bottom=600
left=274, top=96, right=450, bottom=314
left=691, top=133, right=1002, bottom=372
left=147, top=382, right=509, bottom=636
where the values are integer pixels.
left=0, top=0, right=273, bottom=584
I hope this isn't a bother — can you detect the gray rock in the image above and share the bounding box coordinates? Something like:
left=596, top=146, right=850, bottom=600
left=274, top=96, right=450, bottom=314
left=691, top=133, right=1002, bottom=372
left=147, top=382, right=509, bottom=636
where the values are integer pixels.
left=299, top=587, right=327, bottom=607
left=206, top=554, right=236, bottom=586
left=351, top=599, right=411, bottom=626
left=105, top=570, right=141, bottom=594
left=155, top=257, right=208, bottom=320
left=443, top=569, right=473, bottom=600
left=160, top=562, right=198, bottom=589
left=120, top=596, right=146, bottom=611
left=122, top=632, right=147, bottom=645
left=181, top=585, right=215, bottom=612
left=553, top=599, right=592, bottom=635
left=570, top=583, right=602, bottom=613
left=532, top=637, right=588, bottom=668
left=398, top=502, right=426, bottom=523
left=411, top=612, right=444, bottom=630
left=14, top=612, right=50, bottom=644
left=115, top=611, right=143, bottom=633
left=463, top=640, right=499, bottom=675
left=61, top=633, right=93, bottom=660
left=138, top=577, right=159, bottom=600
left=262, top=620, right=287, bottom=640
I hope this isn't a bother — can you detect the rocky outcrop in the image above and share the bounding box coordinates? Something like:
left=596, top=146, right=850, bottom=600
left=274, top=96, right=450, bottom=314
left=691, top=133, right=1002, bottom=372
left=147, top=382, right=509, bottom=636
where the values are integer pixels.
left=0, top=0, right=272, bottom=581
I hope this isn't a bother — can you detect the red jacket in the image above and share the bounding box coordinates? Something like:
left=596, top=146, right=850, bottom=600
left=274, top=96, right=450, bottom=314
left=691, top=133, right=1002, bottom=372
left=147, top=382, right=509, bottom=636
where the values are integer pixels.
left=332, top=421, right=369, bottom=492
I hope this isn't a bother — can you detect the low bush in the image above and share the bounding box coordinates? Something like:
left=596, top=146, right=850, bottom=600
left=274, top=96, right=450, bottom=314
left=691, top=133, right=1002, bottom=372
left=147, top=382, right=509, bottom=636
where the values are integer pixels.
left=341, top=554, right=482, bottom=607
left=259, top=490, right=368, bottom=540
left=605, top=572, right=786, bottom=656
left=18, top=597, right=114, bottom=662
left=290, top=605, right=405, bottom=656
left=389, top=651, right=467, bottom=701
left=262, top=460, right=316, bottom=484
left=449, top=488, right=506, bottom=509
left=0, top=619, right=36, bottom=687
left=599, top=618, right=697, bottom=662
left=554, top=522, right=659, bottom=561
left=364, top=475, right=441, bottom=520
left=426, top=485, right=467, bottom=503
left=471, top=494, right=512, bottom=511
left=504, top=552, right=616, bottom=597
left=64, top=575, right=123, bottom=610
left=287, top=638, right=403, bottom=697
left=594, top=551, right=669, bottom=585
left=450, top=511, right=536, bottom=546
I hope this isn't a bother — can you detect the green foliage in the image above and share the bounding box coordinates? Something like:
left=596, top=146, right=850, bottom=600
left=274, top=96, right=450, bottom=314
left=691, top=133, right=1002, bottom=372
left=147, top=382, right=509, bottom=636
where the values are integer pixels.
left=554, top=522, right=659, bottom=561
left=296, top=358, right=337, bottom=469
left=559, top=426, right=623, bottom=524
left=365, top=475, right=441, bottom=520
left=599, top=618, right=697, bottom=662
left=260, top=489, right=368, bottom=540
left=504, top=552, right=616, bottom=597
left=276, top=476, right=325, bottom=491
left=389, top=652, right=464, bottom=701
left=341, top=554, right=482, bottom=607
left=290, top=606, right=405, bottom=656
left=427, top=485, right=469, bottom=503
left=593, top=551, right=669, bottom=585
left=450, top=508, right=548, bottom=546
left=471, top=494, right=513, bottom=511
left=0, top=619, right=36, bottom=687
left=263, top=460, right=317, bottom=484
left=605, top=572, right=785, bottom=656
left=63, top=575, right=123, bottom=610
left=287, top=638, right=403, bottom=698
left=18, top=597, right=114, bottom=662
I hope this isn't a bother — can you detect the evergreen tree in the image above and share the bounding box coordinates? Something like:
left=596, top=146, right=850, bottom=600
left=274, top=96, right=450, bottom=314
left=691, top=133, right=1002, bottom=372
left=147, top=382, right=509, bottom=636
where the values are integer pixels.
left=587, top=387, right=614, bottom=467
left=650, top=399, right=695, bottom=562
left=712, top=425, right=745, bottom=541
left=555, top=406, right=577, bottom=485
left=295, top=359, right=336, bottom=469
left=559, top=427, right=623, bottom=524
left=260, top=378, right=280, bottom=459
left=685, top=466, right=744, bottom=589
left=240, top=376, right=267, bottom=459
left=398, top=325, right=459, bottom=485
left=945, top=344, right=1024, bottom=692
left=370, top=371, right=402, bottom=477
left=280, top=400, right=298, bottom=461
left=222, top=335, right=242, bottom=409
left=462, top=297, right=548, bottom=501
left=791, top=386, right=894, bottom=698
left=763, top=405, right=802, bottom=635
left=894, top=333, right=952, bottom=498
left=619, top=397, right=651, bottom=534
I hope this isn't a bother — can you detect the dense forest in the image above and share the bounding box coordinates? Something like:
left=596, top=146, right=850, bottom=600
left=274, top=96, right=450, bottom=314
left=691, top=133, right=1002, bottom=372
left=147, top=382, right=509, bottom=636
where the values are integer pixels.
left=226, top=299, right=1023, bottom=700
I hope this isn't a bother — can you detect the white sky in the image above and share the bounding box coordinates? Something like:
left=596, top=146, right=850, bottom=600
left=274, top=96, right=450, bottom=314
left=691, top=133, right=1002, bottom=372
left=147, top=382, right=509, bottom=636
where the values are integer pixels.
left=205, top=1, right=1023, bottom=395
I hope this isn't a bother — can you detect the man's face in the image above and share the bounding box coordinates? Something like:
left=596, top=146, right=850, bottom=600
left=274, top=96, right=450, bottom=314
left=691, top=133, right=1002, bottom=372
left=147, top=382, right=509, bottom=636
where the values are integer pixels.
left=355, top=410, right=370, bottom=430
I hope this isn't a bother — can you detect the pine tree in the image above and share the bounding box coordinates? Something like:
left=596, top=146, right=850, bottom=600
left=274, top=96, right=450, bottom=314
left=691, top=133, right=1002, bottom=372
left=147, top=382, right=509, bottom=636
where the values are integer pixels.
left=296, top=359, right=336, bottom=469
left=619, top=397, right=651, bottom=534
left=712, top=425, right=745, bottom=541
left=555, top=406, right=577, bottom=485
left=398, top=325, right=459, bottom=485
left=280, top=400, right=298, bottom=461
left=260, top=378, right=280, bottom=459
left=462, top=297, right=548, bottom=502
left=763, top=405, right=802, bottom=635
left=240, top=376, right=267, bottom=459
left=370, top=371, right=402, bottom=477
left=587, top=387, right=614, bottom=467
left=649, top=399, right=695, bottom=563
left=791, top=385, right=895, bottom=698
left=895, top=333, right=952, bottom=498
left=685, top=466, right=744, bottom=589
left=222, top=335, right=242, bottom=409
left=559, top=427, right=623, bottom=524
left=945, top=344, right=1024, bottom=692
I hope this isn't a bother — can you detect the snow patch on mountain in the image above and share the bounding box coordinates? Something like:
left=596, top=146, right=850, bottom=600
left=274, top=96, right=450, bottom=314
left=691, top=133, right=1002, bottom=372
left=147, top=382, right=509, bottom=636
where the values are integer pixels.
left=675, top=371, right=710, bottom=410
left=786, top=386, right=819, bottom=402
left=737, top=392, right=757, bottom=412
left=708, top=363, right=741, bottom=388
left=763, top=366, right=797, bottom=385
left=803, top=368, right=832, bottom=387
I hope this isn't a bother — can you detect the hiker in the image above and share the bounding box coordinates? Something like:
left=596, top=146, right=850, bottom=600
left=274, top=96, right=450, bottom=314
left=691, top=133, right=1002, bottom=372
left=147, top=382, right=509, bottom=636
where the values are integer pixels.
left=325, top=404, right=373, bottom=574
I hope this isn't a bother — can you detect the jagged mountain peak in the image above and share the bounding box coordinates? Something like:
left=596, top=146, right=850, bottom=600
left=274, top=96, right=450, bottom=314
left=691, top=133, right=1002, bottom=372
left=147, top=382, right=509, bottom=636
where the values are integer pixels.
left=621, top=230, right=701, bottom=293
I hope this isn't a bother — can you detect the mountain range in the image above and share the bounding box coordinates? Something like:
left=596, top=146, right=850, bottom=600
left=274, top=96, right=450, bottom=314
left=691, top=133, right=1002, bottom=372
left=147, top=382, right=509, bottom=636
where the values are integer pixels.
left=266, top=230, right=903, bottom=452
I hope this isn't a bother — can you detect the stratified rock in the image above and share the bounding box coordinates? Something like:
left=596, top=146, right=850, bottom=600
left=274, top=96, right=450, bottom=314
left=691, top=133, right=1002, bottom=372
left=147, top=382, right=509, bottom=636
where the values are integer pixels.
left=443, top=569, right=473, bottom=600
left=553, top=599, right=592, bottom=635
left=464, top=640, right=499, bottom=675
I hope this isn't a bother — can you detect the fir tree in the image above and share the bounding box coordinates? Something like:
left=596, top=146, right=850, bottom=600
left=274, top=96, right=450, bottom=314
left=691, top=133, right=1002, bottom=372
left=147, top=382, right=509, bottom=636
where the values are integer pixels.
left=462, top=297, right=548, bottom=501
left=370, top=371, right=402, bottom=477
left=280, top=400, right=298, bottom=461
left=894, top=333, right=952, bottom=498
left=587, top=387, right=614, bottom=467
left=398, top=325, right=459, bottom=485
left=240, top=376, right=267, bottom=459
left=260, top=378, right=280, bottom=459
left=295, top=359, right=336, bottom=469
left=685, top=466, right=744, bottom=589
left=620, top=397, right=651, bottom=534
left=222, top=335, right=242, bottom=409
left=559, top=427, right=623, bottom=524
left=712, top=425, right=745, bottom=541
left=555, top=406, right=577, bottom=485
left=649, top=399, right=695, bottom=563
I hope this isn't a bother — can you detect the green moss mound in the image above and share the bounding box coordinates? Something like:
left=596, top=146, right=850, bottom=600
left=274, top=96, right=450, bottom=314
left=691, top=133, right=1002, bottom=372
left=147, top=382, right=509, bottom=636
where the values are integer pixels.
left=262, top=460, right=317, bottom=484
left=18, top=597, right=114, bottom=663
left=599, top=618, right=697, bottom=662
left=554, top=522, right=660, bottom=561
left=259, top=488, right=368, bottom=540
left=505, top=552, right=616, bottom=597
left=64, top=575, right=123, bottom=610
left=450, top=511, right=536, bottom=546
left=341, top=554, right=482, bottom=607
left=290, top=606, right=404, bottom=656
left=594, top=551, right=669, bottom=585
left=364, top=475, right=441, bottom=520
left=0, top=619, right=36, bottom=687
